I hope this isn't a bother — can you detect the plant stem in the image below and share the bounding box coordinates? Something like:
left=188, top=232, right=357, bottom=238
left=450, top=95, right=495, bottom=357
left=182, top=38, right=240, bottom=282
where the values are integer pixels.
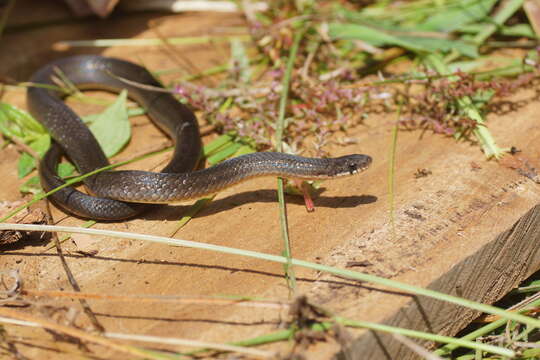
left=275, top=24, right=307, bottom=295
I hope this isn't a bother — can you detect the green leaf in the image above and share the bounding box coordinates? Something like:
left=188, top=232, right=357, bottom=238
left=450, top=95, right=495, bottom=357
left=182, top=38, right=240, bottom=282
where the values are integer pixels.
left=20, top=176, right=42, bottom=195
left=16, top=134, right=52, bottom=177
left=523, top=347, right=540, bottom=357
left=203, top=133, right=233, bottom=156
left=233, top=144, right=256, bottom=157
left=29, top=134, right=51, bottom=157
left=88, top=90, right=131, bottom=157
left=400, top=36, right=478, bottom=58
left=0, top=108, right=20, bottom=139
left=417, top=0, right=497, bottom=32
left=472, top=0, right=525, bottom=45
left=0, top=102, right=48, bottom=141
left=459, top=23, right=536, bottom=38
left=329, top=23, right=478, bottom=57
left=206, top=143, right=242, bottom=165
left=328, top=23, right=430, bottom=53
left=57, top=162, right=76, bottom=178
left=497, top=23, right=535, bottom=37
left=0, top=103, right=51, bottom=178
left=83, top=107, right=145, bottom=124
left=17, top=152, right=36, bottom=178
left=82, top=113, right=99, bottom=124
left=0, top=102, right=46, bottom=135
left=447, top=57, right=509, bottom=73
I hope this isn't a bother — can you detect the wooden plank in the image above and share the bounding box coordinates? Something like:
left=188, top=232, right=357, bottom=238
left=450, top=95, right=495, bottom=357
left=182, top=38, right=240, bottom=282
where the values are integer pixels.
left=295, top=101, right=540, bottom=357
left=339, top=204, right=540, bottom=359
left=0, top=3, right=540, bottom=358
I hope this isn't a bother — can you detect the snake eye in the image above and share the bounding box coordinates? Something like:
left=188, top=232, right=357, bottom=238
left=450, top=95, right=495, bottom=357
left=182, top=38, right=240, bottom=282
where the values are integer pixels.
left=348, top=163, right=358, bottom=175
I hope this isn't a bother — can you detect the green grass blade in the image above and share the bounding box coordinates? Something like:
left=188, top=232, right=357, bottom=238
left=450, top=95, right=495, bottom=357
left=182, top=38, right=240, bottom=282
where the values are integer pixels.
left=203, top=133, right=234, bottom=156
left=3, top=223, right=540, bottom=331
left=388, top=105, right=400, bottom=239
left=473, top=0, right=525, bottom=44
left=334, top=317, right=514, bottom=357
left=275, top=25, right=307, bottom=294
left=435, top=294, right=540, bottom=356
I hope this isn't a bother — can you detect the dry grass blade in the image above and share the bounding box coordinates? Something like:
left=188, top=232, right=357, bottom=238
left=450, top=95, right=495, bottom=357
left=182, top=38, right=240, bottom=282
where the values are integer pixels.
left=22, top=289, right=289, bottom=309
left=0, top=313, right=276, bottom=358
left=0, top=307, right=158, bottom=359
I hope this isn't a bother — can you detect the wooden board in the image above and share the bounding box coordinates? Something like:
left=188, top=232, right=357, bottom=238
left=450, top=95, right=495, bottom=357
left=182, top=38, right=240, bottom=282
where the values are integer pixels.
left=340, top=204, right=540, bottom=359
left=0, top=2, right=539, bottom=359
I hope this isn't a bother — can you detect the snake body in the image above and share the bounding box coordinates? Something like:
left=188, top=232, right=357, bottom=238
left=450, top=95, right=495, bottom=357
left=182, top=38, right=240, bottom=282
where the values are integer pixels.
left=27, top=55, right=372, bottom=220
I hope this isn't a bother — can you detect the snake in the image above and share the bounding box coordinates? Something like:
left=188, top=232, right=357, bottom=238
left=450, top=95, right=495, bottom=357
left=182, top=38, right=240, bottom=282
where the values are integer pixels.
left=27, top=55, right=372, bottom=220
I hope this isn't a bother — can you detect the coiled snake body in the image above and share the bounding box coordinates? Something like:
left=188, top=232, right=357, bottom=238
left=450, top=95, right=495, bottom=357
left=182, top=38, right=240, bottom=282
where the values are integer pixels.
left=27, top=56, right=372, bottom=220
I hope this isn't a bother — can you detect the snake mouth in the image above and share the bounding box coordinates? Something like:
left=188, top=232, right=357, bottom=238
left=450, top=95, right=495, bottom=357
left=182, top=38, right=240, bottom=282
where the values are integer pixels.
left=335, top=168, right=364, bottom=177
left=328, top=164, right=371, bottom=178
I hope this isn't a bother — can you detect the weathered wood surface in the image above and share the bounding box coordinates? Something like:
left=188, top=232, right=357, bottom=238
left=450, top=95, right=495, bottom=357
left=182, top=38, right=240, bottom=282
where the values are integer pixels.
left=0, top=2, right=539, bottom=359
left=339, top=205, right=540, bottom=359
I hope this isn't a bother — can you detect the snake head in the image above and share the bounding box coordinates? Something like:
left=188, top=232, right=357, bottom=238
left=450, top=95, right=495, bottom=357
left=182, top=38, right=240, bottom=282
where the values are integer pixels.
left=331, top=154, right=372, bottom=177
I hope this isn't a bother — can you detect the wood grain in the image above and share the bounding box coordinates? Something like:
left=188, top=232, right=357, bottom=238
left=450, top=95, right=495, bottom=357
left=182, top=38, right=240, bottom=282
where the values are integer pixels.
left=339, top=204, right=540, bottom=359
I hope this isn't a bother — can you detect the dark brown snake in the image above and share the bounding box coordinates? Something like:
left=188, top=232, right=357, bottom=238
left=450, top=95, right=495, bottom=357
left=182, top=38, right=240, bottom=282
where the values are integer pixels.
left=27, top=55, right=372, bottom=220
